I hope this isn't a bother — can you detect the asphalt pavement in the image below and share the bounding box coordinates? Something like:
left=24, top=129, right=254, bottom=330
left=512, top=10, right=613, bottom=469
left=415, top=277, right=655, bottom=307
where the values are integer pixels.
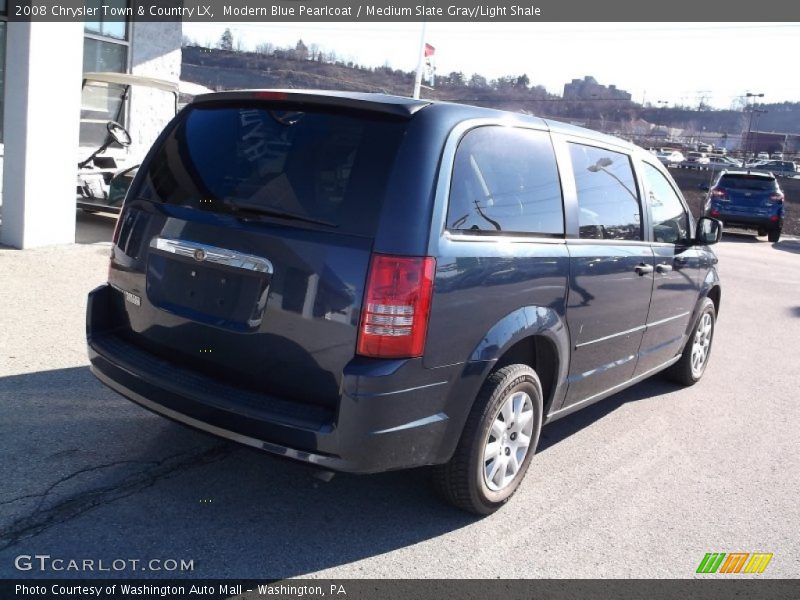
left=0, top=210, right=798, bottom=579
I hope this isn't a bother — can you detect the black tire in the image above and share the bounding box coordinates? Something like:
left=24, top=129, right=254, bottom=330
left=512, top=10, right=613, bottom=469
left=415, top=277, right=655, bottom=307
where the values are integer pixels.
left=757, top=228, right=767, bottom=237
left=433, top=364, right=543, bottom=515
left=665, top=297, right=716, bottom=386
left=768, top=228, right=781, bottom=243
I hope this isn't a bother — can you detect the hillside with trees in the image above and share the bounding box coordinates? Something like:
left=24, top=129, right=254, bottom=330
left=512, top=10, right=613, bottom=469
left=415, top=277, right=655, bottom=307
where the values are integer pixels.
left=181, top=34, right=800, bottom=137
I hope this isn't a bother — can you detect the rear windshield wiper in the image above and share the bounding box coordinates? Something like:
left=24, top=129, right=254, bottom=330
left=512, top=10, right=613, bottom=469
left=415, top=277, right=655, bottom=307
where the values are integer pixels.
left=228, top=204, right=338, bottom=229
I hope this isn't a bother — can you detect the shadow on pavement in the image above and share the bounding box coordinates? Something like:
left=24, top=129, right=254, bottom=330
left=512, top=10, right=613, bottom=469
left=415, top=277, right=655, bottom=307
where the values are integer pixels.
left=539, top=377, right=679, bottom=452
left=0, top=364, right=680, bottom=578
left=75, top=209, right=116, bottom=245
left=772, top=239, right=800, bottom=255
left=721, top=231, right=761, bottom=244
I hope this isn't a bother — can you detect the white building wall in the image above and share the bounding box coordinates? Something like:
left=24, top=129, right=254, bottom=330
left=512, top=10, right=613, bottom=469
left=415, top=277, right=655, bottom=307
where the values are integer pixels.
left=0, top=22, right=83, bottom=248
left=127, top=22, right=182, bottom=158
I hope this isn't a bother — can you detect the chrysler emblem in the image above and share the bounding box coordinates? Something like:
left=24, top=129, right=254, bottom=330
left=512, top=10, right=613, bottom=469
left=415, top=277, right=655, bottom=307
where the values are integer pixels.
left=193, top=248, right=207, bottom=262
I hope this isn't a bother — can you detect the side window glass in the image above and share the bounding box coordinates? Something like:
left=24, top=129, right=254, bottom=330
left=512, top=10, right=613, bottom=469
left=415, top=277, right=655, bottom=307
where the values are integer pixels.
left=642, top=163, right=690, bottom=244
left=568, top=143, right=642, bottom=240
left=447, top=126, right=564, bottom=235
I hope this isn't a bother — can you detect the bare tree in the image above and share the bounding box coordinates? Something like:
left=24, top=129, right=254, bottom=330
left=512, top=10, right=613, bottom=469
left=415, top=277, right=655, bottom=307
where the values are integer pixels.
left=255, top=42, right=274, bottom=55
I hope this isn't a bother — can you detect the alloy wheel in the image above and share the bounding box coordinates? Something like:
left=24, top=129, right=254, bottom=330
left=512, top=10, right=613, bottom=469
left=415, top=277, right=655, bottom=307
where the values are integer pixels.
left=483, top=391, right=535, bottom=491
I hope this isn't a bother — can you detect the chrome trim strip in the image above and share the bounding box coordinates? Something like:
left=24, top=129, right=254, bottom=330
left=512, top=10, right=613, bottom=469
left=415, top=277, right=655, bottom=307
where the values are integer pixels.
left=150, top=237, right=273, bottom=274
left=575, top=324, right=646, bottom=349
left=646, top=311, right=691, bottom=328
left=549, top=356, right=681, bottom=418
left=372, top=413, right=449, bottom=435
left=92, top=367, right=335, bottom=467
left=574, top=311, right=692, bottom=350
left=352, top=380, right=448, bottom=399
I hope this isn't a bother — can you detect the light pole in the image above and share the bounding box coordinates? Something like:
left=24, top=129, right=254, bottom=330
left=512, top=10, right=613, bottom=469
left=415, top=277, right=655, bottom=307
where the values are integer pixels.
left=743, top=92, right=764, bottom=159
left=656, top=100, right=668, bottom=143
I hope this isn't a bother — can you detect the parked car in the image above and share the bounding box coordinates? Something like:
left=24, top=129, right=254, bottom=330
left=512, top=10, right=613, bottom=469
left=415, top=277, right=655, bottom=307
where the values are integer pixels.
left=756, top=152, right=770, bottom=160
left=86, top=90, right=723, bottom=514
left=684, top=151, right=710, bottom=167
left=705, top=155, right=738, bottom=170
left=697, top=143, right=713, bottom=152
left=721, top=156, right=744, bottom=168
left=656, top=150, right=685, bottom=165
left=771, top=152, right=784, bottom=160
left=704, top=170, right=784, bottom=242
left=752, top=160, right=798, bottom=178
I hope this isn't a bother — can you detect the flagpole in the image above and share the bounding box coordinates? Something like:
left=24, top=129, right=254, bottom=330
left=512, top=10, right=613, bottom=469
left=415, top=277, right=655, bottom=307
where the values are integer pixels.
left=412, top=18, right=428, bottom=99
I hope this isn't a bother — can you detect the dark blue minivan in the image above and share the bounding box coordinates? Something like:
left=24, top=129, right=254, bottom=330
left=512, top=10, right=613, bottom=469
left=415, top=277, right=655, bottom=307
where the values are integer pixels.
left=87, top=90, right=722, bottom=513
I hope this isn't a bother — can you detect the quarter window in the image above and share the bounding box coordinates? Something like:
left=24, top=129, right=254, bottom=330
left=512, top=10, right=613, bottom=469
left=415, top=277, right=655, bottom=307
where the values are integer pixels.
left=569, top=143, right=641, bottom=240
left=642, top=163, right=689, bottom=244
left=447, top=126, right=564, bottom=235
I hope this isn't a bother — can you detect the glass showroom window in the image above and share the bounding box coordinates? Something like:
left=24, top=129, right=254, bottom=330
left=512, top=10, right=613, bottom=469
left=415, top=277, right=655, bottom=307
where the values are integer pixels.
left=84, top=0, right=129, bottom=73
left=82, top=0, right=130, bottom=146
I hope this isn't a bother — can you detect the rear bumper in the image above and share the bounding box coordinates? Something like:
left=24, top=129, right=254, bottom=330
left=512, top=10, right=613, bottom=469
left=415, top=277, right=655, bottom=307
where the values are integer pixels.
left=87, top=284, right=460, bottom=474
left=706, top=210, right=783, bottom=230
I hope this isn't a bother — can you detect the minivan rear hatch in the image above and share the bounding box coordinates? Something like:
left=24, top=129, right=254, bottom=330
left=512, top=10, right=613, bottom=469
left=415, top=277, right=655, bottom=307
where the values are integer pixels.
left=107, top=95, right=415, bottom=410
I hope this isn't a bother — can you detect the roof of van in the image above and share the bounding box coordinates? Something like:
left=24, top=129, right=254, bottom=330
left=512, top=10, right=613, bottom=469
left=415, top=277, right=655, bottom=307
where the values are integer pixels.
left=192, top=89, right=432, bottom=118
left=191, top=89, right=640, bottom=150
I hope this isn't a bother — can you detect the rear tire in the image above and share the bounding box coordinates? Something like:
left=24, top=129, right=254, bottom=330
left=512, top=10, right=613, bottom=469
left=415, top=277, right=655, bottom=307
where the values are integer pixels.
left=757, top=228, right=767, bottom=237
left=768, top=228, right=781, bottom=243
left=665, top=297, right=716, bottom=386
left=433, top=364, right=543, bottom=515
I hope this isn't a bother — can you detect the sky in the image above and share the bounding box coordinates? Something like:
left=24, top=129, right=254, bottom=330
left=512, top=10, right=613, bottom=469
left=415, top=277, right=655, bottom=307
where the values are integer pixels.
left=183, top=22, right=800, bottom=108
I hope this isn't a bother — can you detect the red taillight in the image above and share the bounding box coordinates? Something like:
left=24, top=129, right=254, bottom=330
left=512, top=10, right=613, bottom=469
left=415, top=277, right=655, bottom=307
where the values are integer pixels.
left=357, top=254, right=436, bottom=359
left=770, top=215, right=780, bottom=222
left=710, top=188, right=728, bottom=199
left=769, top=192, right=784, bottom=203
left=710, top=208, right=720, bottom=217
left=254, top=91, right=288, bottom=101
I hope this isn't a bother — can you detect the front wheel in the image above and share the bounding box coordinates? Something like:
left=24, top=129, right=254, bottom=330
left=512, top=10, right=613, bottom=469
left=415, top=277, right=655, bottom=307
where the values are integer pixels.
left=665, top=297, right=716, bottom=386
left=433, top=364, right=543, bottom=515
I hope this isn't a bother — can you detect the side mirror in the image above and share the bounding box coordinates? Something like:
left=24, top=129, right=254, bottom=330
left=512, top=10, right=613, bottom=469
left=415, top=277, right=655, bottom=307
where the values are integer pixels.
left=697, top=183, right=710, bottom=191
left=696, top=216, right=722, bottom=245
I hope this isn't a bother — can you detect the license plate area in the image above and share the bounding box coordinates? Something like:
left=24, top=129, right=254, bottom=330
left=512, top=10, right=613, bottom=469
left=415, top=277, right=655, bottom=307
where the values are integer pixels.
left=146, top=238, right=273, bottom=331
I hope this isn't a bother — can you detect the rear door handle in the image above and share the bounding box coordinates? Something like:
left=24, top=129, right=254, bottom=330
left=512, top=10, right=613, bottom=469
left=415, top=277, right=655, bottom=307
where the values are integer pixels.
left=656, top=263, right=673, bottom=273
left=634, top=263, right=654, bottom=276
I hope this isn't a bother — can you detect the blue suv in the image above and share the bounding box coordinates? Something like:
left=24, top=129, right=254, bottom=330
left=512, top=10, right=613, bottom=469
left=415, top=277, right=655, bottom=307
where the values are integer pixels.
left=87, top=90, right=722, bottom=513
left=703, top=170, right=784, bottom=242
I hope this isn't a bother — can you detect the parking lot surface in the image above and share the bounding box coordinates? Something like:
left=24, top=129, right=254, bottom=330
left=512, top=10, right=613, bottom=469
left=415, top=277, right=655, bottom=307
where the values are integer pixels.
left=1, top=211, right=798, bottom=578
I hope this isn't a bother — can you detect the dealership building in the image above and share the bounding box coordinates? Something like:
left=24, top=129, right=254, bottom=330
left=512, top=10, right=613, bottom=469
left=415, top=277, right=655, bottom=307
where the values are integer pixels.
left=0, top=7, right=182, bottom=248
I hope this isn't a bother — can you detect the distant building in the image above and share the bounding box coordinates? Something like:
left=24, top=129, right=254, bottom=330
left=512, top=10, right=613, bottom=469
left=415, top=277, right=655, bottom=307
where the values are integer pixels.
left=742, top=130, right=799, bottom=155
left=563, top=76, right=632, bottom=101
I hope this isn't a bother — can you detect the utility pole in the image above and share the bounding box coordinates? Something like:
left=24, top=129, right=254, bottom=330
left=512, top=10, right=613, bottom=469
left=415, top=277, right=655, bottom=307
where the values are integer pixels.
left=743, top=92, right=765, bottom=158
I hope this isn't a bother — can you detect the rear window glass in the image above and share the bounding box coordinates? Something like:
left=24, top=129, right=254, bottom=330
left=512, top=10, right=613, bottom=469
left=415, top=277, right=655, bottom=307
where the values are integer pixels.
left=446, top=126, right=564, bottom=235
left=718, top=174, right=776, bottom=191
left=135, top=104, right=407, bottom=236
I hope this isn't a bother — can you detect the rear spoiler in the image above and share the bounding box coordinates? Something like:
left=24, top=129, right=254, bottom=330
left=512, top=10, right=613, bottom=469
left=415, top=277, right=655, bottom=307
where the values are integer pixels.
left=191, top=89, right=432, bottom=119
